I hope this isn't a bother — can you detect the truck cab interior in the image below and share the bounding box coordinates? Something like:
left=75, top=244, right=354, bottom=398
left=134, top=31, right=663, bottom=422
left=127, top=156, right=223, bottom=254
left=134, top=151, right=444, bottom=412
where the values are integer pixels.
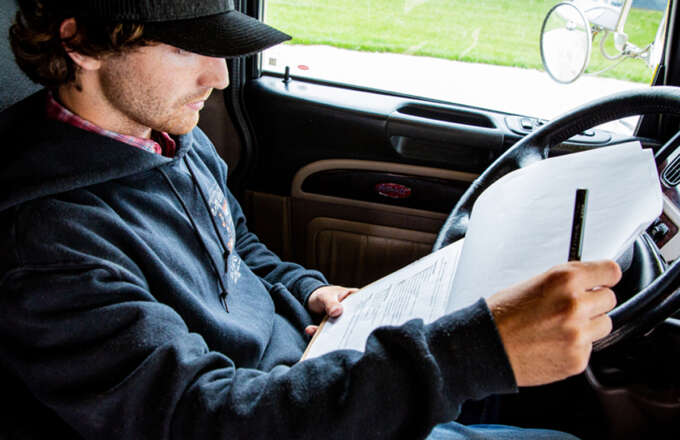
left=2, top=0, right=680, bottom=438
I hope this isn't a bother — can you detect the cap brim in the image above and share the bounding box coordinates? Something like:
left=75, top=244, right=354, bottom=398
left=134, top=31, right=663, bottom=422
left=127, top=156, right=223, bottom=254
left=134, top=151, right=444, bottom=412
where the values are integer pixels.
left=143, top=11, right=291, bottom=58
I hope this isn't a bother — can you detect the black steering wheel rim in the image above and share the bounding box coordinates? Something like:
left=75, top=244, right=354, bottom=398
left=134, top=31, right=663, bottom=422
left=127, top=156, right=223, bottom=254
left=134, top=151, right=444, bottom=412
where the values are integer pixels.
left=433, top=86, right=680, bottom=350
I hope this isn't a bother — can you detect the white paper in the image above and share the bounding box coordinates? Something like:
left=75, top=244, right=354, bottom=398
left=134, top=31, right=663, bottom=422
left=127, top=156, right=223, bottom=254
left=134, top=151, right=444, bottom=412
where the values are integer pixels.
left=447, top=142, right=662, bottom=312
left=303, top=240, right=463, bottom=359
left=303, top=142, right=663, bottom=360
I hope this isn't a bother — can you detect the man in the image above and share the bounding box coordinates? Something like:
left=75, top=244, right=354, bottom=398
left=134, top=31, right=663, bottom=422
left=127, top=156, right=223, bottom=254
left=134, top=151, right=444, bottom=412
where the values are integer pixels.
left=0, top=1, right=620, bottom=439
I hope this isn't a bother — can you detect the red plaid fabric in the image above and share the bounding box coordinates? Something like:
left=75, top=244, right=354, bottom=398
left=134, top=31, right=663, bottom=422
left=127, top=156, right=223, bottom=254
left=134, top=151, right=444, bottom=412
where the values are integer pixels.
left=46, top=92, right=177, bottom=157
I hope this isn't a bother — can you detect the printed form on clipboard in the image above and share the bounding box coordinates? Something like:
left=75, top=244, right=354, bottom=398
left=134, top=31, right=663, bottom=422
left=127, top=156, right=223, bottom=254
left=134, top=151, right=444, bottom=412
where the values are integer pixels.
left=302, top=141, right=663, bottom=361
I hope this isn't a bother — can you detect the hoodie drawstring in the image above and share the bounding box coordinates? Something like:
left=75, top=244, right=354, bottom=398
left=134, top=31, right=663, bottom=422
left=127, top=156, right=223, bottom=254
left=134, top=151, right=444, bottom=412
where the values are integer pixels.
left=159, top=167, right=230, bottom=312
left=184, top=157, right=239, bottom=312
left=183, top=157, right=233, bottom=268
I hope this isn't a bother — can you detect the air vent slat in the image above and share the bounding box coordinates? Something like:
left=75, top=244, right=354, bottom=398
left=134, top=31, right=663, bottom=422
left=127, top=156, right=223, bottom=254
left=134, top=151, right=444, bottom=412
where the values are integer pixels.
left=662, top=156, right=680, bottom=186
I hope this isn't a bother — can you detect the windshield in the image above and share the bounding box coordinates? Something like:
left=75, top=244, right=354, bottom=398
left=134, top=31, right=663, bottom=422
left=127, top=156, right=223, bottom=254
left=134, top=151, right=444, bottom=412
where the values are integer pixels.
left=262, top=0, right=669, bottom=135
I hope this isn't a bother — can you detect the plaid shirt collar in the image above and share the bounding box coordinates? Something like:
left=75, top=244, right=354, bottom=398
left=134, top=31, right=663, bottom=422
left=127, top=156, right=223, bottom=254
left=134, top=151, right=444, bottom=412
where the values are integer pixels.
left=46, top=92, right=177, bottom=157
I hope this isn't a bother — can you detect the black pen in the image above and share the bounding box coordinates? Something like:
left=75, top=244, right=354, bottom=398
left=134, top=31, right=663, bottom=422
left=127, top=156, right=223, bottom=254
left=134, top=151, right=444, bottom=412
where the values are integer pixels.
left=568, top=188, right=589, bottom=261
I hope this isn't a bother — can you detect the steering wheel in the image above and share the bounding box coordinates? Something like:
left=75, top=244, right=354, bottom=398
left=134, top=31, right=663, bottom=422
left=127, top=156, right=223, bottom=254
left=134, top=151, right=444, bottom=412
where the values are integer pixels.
left=433, top=86, right=680, bottom=351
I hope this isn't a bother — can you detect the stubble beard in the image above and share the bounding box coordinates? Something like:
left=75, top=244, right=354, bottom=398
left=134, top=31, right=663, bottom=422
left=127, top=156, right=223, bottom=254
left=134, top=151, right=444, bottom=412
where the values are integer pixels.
left=99, top=61, right=204, bottom=136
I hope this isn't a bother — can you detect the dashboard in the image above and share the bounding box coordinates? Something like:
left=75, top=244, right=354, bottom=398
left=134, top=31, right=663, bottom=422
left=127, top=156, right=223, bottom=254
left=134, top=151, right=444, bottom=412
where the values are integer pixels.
left=651, top=136, right=680, bottom=262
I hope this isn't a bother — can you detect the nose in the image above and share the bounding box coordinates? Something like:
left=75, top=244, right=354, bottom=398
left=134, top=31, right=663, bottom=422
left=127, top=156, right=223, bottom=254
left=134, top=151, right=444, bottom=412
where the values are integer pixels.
left=198, top=55, right=229, bottom=90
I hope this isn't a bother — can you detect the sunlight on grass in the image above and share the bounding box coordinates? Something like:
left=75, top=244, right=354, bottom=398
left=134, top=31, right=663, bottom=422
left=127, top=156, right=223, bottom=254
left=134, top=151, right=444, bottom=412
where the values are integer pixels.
left=266, top=0, right=664, bottom=83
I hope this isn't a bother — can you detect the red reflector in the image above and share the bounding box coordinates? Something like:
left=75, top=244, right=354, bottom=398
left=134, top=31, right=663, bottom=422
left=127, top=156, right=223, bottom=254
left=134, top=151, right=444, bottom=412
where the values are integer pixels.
left=375, top=183, right=412, bottom=199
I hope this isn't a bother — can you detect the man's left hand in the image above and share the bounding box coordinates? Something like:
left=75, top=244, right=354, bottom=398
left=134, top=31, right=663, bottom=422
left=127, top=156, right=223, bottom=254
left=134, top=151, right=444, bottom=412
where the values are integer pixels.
left=305, top=285, right=358, bottom=336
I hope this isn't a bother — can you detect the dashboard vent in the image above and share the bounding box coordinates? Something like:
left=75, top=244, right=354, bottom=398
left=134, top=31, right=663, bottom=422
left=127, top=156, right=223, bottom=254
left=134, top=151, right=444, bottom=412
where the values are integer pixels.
left=663, top=156, right=680, bottom=186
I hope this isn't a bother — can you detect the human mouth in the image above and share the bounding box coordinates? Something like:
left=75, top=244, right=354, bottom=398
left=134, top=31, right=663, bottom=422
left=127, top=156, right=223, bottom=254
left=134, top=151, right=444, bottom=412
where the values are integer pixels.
left=184, top=91, right=211, bottom=111
left=186, top=100, right=205, bottom=111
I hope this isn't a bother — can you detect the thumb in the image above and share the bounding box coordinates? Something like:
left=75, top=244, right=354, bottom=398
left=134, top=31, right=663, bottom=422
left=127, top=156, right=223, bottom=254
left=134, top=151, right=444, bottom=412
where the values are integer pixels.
left=327, top=298, right=343, bottom=318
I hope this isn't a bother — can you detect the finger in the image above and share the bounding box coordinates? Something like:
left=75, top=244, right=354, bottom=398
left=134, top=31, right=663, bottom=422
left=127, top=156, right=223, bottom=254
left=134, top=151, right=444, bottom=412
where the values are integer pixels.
left=582, top=287, right=618, bottom=317
left=327, top=299, right=343, bottom=318
left=573, top=260, right=622, bottom=289
left=338, top=287, right=359, bottom=302
left=587, top=313, right=614, bottom=342
left=305, top=325, right=318, bottom=336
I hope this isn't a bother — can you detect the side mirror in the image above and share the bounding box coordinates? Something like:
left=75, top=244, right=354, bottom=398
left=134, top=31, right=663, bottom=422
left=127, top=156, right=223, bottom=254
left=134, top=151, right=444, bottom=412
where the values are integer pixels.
left=540, top=0, right=667, bottom=84
left=540, top=2, right=592, bottom=84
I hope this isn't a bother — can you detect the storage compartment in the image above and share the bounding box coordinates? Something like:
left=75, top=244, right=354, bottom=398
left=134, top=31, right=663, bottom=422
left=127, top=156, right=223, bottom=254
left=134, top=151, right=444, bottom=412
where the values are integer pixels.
left=300, top=169, right=471, bottom=214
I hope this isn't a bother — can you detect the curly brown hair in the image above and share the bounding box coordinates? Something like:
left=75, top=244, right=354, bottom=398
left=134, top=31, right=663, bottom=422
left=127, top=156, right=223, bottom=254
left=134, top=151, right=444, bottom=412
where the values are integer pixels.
left=10, top=0, right=153, bottom=89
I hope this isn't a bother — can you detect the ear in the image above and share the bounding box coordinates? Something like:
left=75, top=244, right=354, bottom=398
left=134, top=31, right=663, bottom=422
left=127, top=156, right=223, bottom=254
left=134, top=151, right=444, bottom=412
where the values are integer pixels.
left=60, top=18, right=101, bottom=71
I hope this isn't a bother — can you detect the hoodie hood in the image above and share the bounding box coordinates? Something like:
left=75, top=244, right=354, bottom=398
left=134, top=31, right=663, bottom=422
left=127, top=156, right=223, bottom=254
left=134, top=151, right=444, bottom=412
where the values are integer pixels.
left=0, top=85, right=329, bottom=367
left=0, top=89, right=194, bottom=213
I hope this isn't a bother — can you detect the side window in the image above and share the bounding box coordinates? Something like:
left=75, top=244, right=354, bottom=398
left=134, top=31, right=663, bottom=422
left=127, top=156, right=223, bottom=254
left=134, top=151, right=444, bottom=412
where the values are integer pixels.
left=262, top=0, right=668, bottom=135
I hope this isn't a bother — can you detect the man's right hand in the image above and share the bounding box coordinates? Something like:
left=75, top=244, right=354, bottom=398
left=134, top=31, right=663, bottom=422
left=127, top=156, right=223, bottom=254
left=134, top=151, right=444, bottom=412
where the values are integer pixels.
left=486, top=260, right=622, bottom=387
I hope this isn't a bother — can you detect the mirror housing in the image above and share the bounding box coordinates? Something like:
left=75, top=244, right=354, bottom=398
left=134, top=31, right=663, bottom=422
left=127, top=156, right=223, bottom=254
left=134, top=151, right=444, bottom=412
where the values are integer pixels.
left=540, top=2, right=592, bottom=84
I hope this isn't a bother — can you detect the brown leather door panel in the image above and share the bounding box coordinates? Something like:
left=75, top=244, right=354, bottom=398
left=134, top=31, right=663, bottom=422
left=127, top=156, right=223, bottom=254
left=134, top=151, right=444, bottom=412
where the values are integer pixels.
left=246, top=160, right=475, bottom=287
left=306, top=217, right=436, bottom=287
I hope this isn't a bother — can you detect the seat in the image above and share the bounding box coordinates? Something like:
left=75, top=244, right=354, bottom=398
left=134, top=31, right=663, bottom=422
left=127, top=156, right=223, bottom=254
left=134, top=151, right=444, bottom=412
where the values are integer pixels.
left=1, top=0, right=41, bottom=112
left=1, top=2, right=79, bottom=438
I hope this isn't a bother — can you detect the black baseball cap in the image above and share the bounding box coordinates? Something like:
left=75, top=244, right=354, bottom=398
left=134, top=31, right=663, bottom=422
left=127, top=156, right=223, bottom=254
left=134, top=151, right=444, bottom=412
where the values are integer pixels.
left=62, top=0, right=291, bottom=58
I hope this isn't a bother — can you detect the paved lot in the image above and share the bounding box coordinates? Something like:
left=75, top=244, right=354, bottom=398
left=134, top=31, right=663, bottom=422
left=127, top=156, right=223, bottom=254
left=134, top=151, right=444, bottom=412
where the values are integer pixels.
left=263, top=44, right=651, bottom=134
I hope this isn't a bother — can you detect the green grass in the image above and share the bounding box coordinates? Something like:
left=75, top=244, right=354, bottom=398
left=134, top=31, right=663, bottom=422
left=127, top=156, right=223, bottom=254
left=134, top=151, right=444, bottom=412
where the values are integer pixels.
left=265, top=0, right=665, bottom=83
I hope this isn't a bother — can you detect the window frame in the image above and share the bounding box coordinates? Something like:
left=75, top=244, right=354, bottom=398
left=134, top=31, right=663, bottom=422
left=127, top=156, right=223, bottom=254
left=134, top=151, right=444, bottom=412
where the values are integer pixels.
left=251, top=0, right=678, bottom=140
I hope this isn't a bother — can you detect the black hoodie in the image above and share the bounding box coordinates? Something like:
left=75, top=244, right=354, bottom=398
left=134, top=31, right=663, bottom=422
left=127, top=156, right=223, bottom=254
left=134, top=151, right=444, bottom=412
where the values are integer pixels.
left=0, top=90, right=516, bottom=439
